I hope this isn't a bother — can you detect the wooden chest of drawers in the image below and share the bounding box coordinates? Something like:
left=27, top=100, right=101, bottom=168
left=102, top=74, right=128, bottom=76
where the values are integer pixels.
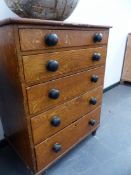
left=0, top=18, right=110, bottom=174
left=121, top=33, right=131, bottom=82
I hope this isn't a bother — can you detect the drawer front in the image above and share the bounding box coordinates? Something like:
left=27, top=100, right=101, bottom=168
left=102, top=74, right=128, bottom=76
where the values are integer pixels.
left=23, top=47, right=107, bottom=84
left=35, top=107, right=101, bottom=171
left=31, top=86, right=103, bottom=145
left=19, top=29, right=109, bottom=51
left=27, top=67, right=105, bottom=115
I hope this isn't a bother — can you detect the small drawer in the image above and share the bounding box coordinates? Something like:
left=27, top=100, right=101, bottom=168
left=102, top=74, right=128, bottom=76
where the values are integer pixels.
left=27, top=66, right=105, bottom=115
left=19, top=29, right=109, bottom=51
left=35, top=107, right=101, bottom=171
left=22, top=47, right=107, bottom=84
left=31, top=86, right=103, bottom=145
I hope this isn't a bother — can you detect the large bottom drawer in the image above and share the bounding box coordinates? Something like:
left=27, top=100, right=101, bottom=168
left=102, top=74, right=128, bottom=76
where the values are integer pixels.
left=35, top=107, right=101, bottom=171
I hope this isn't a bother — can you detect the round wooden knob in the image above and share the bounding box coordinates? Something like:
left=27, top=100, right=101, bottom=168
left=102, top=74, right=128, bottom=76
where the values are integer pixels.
left=49, top=89, right=60, bottom=99
left=94, top=33, right=103, bottom=42
left=89, top=119, right=96, bottom=126
left=52, top=143, right=62, bottom=153
left=47, top=60, right=59, bottom=72
left=51, top=116, right=61, bottom=127
left=45, top=33, right=59, bottom=46
left=92, top=53, right=101, bottom=61
left=91, top=75, right=99, bottom=83
left=90, top=97, right=97, bottom=105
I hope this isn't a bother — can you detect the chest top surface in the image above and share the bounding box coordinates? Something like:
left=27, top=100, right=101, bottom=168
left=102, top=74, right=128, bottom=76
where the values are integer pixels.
left=0, top=17, right=111, bottom=29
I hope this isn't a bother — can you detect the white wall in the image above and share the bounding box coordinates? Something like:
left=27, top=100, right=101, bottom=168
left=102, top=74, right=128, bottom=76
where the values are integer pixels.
left=66, top=0, right=131, bottom=88
left=0, top=0, right=17, bottom=18
left=0, top=0, right=131, bottom=140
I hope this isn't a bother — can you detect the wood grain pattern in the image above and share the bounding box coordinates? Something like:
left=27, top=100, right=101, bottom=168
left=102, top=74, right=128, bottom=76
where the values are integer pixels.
left=19, top=29, right=109, bottom=51
left=31, top=86, right=103, bottom=145
left=35, top=107, right=101, bottom=171
left=0, top=25, right=35, bottom=170
left=0, top=18, right=112, bottom=29
left=0, top=18, right=110, bottom=174
left=23, top=47, right=107, bottom=84
left=122, top=34, right=131, bottom=82
left=27, top=66, right=105, bottom=115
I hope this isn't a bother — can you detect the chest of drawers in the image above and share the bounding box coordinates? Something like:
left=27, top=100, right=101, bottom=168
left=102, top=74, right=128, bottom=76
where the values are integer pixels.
left=121, top=34, right=131, bottom=82
left=0, top=18, right=110, bottom=174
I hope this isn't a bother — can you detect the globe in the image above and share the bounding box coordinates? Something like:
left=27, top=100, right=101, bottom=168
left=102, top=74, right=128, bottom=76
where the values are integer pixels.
left=4, top=0, right=79, bottom=20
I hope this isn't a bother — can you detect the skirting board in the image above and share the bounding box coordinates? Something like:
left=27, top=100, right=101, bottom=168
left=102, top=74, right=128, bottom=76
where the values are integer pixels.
left=103, top=82, right=120, bottom=93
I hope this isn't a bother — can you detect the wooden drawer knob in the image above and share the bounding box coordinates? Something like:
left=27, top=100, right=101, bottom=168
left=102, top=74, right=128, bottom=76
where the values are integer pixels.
left=91, top=75, right=99, bottom=83
left=49, top=89, right=60, bottom=99
left=94, top=33, right=103, bottom=42
left=51, top=116, right=61, bottom=127
left=47, top=60, right=59, bottom=72
left=45, top=33, right=59, bottom=46
left=89, top=119, right=96, bottom=126
left=90, top=97, right=97, bottom=105
left=92, top=53, right=101, bottom=61
left=52, top=143, right=62, bottom=153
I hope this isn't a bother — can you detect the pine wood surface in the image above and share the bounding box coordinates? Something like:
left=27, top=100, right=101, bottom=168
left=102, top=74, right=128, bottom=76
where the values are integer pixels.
left=31, top=86, right=103, bottom=145
left=27, top=66, right=105, bottom=115
left=122, top=34, right=131, bottom=82
left=22, top=46, right=107, bottom=84
left=19, top=29, right=109, bottom=51
left=0, top=18, right=110, bottom=174
left=35, top=107, right=101, bottom=171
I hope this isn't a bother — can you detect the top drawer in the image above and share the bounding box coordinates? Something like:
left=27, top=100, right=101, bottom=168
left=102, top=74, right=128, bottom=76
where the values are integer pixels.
left=19, top=29, right=109, bottom=51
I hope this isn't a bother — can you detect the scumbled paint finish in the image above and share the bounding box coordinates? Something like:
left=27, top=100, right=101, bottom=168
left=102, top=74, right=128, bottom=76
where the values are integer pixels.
left=4, top=0, right=79, bottom=20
